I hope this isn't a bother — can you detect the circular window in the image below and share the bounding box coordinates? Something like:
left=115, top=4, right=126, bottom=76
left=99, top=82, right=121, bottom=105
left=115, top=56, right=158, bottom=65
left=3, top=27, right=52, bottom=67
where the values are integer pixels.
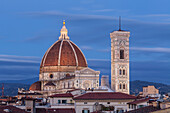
left=49, top=74, right=53, bottom=78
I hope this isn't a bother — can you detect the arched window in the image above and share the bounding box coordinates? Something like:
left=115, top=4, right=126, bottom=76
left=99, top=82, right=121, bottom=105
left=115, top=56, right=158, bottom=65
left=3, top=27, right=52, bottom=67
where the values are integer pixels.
left=119, top=84, right=122, bottom=89
left=123, top=69, right=125, bottom=75
left=68, top=82, right=69, bottom=88
left=64, top=83, right=65, bottom=88
left=120, top=50, right=124, bottom=59
left=123, top=84, right=126, bottom=89
left=119, top=69, right=122, bottom=75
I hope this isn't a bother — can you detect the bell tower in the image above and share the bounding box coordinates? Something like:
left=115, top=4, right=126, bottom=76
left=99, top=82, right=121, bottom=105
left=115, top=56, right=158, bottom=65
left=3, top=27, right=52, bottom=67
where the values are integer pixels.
left=110, top=17, right=130, bottom=94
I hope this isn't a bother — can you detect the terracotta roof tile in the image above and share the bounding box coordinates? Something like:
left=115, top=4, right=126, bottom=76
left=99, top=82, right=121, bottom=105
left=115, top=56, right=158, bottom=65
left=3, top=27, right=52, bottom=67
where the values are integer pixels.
left=0, top=105, right=28, bottom=113
left=127, top=98, right=150, bottom=104
left=45, top=81, right=56, bottom=86
left=124, top=106, right=160, bottom=113
left=74, top=92, right=136, bottom=100
left=36, top=108, right=75, bottom=113
left=29, top=81, right=41, bottom=91
left=40, top=40, right=87, bottom=67
left=49, top=93, right=73, bottom=98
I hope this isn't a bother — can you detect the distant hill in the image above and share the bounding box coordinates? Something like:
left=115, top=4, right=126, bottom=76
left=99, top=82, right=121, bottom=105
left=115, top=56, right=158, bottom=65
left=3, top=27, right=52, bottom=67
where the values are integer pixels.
left=130, top=80, right=170, bottom=95
left=0, top=77, right=39, bottom=85
left=0, top=83, right=30, bottom=96
left=0, top=79, right=170, bottom=96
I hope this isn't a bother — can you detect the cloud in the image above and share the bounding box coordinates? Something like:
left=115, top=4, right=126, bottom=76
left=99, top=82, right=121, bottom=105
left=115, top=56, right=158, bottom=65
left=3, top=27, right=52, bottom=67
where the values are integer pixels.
left=21, top=11, right=116, bottom=20
left=0, top=54, right=40, bottom=59
left=93, top=9, right=116, bottom=12
left=134, top=14, right=170, bottom=18
left=0, top=54, right=40, bottom=63
left=80, top=46, right=93, bottom=50
left=97, top=49, right=110, bottom=53
left=131, top=47, right=170, bottom=53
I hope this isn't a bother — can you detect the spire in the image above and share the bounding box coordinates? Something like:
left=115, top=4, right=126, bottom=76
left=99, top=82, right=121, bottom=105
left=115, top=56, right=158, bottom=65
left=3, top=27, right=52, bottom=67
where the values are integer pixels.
left=59, top=20, right=69, bottom=40
left=119, top=16, right=121, bottom=31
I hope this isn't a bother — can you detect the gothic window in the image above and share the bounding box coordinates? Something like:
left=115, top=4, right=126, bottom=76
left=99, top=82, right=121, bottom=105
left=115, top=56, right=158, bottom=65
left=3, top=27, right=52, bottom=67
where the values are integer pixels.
left=68, top=82, right=69, bottom=88
left=64, top=83, right=65, bottom=88
left=119, top=84, right=122, bottom=89
left=123, top=84, right=126, bottom=89
left=123, top=69, right=125, bottom=75
left=120, top=50, right=124, bottom=59
left=119, top=69, right=122, bottom=75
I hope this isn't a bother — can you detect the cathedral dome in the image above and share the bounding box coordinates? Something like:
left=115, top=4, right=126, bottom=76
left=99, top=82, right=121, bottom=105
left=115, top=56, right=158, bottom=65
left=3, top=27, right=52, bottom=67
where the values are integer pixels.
left=40, top=21, right=87, bottom=72
left=29, top=81, right=41, bottom=91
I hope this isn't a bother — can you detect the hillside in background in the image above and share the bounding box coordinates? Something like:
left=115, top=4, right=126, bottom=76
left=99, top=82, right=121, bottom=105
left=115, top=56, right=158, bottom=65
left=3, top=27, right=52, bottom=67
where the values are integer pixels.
left=130, top=80, right=170, bottom=95
left=0, top=78, right=170, bottom=96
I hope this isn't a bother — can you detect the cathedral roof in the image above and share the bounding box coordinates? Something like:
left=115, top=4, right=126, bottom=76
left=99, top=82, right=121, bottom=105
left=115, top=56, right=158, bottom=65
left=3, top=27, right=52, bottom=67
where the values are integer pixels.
left=29, top=81, right=41, bottom=91
left=44, top=81, right=56, bottom=86
left=40, top=21, right=87, bottom=71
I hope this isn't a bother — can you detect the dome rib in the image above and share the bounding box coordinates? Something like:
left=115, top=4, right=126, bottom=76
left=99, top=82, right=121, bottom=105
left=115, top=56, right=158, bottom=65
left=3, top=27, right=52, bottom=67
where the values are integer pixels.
left=67, top=40, right=78, bottom=66
left=40, top=39, right=87, bottom=70
left=70, top=41, right=87, bottom=67
left=60, top=40, right=77, bottom=66
left=58, top=40, right=64, bottom=66
left=41, top=40, right=61, bottom=67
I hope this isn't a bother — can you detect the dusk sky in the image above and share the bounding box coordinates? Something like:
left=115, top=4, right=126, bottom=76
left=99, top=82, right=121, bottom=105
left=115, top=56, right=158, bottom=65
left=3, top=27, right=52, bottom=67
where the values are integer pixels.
left=1, top=0, right=170, bottom=84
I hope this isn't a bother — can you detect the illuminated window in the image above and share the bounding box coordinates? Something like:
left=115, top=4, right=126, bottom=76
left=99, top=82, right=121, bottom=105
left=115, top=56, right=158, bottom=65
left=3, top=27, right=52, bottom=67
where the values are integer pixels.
left=120, top=50, right=124, bottom=59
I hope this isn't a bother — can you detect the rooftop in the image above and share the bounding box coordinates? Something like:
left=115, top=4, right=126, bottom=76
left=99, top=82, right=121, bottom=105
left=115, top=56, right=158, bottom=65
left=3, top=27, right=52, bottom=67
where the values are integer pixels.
left=49, top=93, right=73, bottom=98
left=124, top=106, right=160, bottom=113
left=0, top=105, right=28, bottom=113
left=74, top=92, right=136, bottom=100
left=36, top=108, right=75, bottom=113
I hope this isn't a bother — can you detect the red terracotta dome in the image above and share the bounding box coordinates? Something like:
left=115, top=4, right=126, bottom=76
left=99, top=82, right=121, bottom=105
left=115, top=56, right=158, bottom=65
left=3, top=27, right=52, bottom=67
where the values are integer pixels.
left=40, top=22, right=87, bottom=72
left=40, top=40, right=87, bottom=68
left=29, top=81, right=41, bottom=91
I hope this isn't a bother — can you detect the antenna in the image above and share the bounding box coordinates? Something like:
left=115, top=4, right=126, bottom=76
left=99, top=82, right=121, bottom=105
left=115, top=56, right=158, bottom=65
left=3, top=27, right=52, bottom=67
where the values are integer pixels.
left=119, top=16, right=121, bottom=31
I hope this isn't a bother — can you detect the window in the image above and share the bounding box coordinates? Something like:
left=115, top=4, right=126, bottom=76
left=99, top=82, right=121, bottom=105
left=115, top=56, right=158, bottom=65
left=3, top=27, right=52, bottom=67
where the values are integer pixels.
left=58, top=100, right=61, bottom=104
left=119, top=69, right=122, bottom=75
left=62, top=100, right=67, bottom=104
left=120, top=50, right=124, bottom=59
left=70, top=100, right=73, bottom=103
left=107, top=102, right=110, bottom=104
left=123, top=84, right=126, bottom=89
left=82, top=110, right=90, bottom=113
left=84, top=102, right=87, bottom=104
left=68, top=82, right=69, bottom=88
left=49, top=74, right=53, bottom=78
left=119, top=84, right=122, bottom=89
left=27, top=109, right=31, bottom=112
left=123, top=70, right=125, bottom=75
